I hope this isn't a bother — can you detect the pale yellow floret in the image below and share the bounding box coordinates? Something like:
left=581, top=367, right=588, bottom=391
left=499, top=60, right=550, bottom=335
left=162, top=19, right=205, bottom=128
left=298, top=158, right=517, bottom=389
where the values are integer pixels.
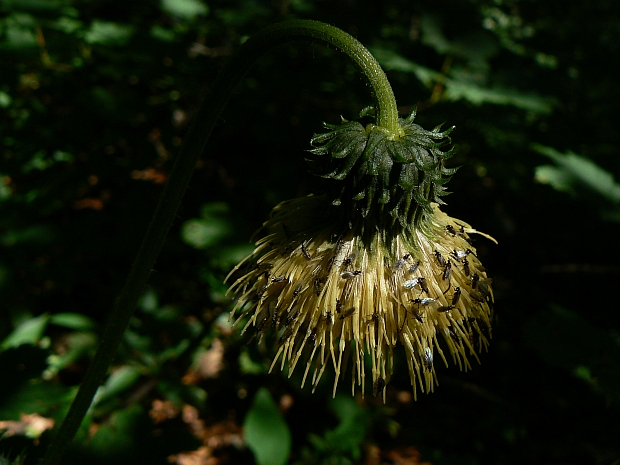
left=227, top=195, right=495, bottom=399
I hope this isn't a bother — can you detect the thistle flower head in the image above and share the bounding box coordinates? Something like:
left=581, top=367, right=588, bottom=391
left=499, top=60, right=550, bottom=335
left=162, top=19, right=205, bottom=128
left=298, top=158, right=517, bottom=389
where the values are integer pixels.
left=227, top=110, right=495, bottom=399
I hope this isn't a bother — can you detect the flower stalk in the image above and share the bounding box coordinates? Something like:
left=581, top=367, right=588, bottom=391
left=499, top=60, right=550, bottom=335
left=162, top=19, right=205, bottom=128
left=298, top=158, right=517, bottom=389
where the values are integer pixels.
left=40, top=20, right=415, bottom=465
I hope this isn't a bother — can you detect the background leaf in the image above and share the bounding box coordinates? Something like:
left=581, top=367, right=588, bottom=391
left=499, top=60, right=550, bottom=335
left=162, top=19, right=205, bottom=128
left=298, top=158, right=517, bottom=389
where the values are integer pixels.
left=243, top=388, right=291, bottom=465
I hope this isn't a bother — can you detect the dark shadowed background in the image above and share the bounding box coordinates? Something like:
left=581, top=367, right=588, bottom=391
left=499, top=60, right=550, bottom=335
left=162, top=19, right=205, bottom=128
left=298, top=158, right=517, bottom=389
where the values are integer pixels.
left=1, top=0, right=619, bottom=464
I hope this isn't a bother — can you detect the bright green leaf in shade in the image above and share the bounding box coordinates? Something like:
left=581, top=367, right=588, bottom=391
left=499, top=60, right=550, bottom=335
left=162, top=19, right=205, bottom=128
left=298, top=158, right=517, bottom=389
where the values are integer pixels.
left=0, top=379, right=74, bottom=420
left=0, top=224, right=57, bottom=246
left=151, top=24, right=176, bottom=42
left=371, top=47, right=442, bottom=88
left=0, top=91, right=11, bottom=108
left=0, top=13, right=38, bottom=50
left=238, top=348, right=267, bottom=375
left=161, top=0, right=208, bottom=20
left=420, top=13, right=500, bottom=67
left=323, top=396, right=367, bottom=458
left=533, top=144, right=620, bottom=203
left=44, top=331, right=98, bottom=379
left=244, top=388, right=291, bottom=465
left=49, top=15, right=83, bottom=34
left=0, top=314, right=49, bottom=350
left=86, top=404, right=143, bottom=457
left=139, top=288, right=159, bottom=312
left=49, top=312, right=95, bottom=331
left=91, top=365, right=142, bottom=409
left=1, top=0, right=67, bottom=11
left=83, top=20, right=134, bottom=45
left=301, top=396, right=368, bottom=463
left=181, top=202, right=232, bottom=249
left=443, top=80, right=554, bottom=113
left=372, top=47, right=554, bottom=113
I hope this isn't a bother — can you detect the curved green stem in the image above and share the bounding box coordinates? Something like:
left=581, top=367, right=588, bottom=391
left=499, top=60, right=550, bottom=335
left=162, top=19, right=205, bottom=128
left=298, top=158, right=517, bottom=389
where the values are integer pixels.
left=39, top=19, right=398, bottom=465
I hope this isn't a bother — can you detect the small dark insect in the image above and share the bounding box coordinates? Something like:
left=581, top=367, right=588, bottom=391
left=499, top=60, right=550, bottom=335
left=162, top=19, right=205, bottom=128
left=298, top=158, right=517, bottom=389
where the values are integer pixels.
left=285, top=309, right=299, bottom=327
left=423, top=347, right=433, bottom=371
left=374, top=377, right=386, bottom=396
left=442, top=261, right=452, bottom=282
left=301, top=241, right=311, bottom=260
left=253, top=284, right=268, bottom=301
left=451, top=249, right=472, bottom=260
left=279, top=325, right=295, bottom=344
left=324, top=311, right=333, bottom=328
left=335, top=239, right=345, bottom=253
left=478, top=319, right=491, bottom=340
left=434, top=250, right=447, bottom=267
left=477, top=278, right=493, bottom=297
left=448, top=327, right=460, bottom=342
left=446, top=225, right=457, bottom=236
left=272, top=276, right=287, bottom=283
left=438, top=305, right=455, bottom=313
left=307, top=329, right=317, bottom=347
left=366, top=310, right=382, bottom=333
left=411, top=297, right=436, bottom=306
left=341, top=270, right=362, bottom=279
left=470, top=290, right=485, bottom=303
left=293, top=284, right=303, bottom=297
left=470, top=330, right=480, bottom=350
left=451, top=286, right=462, bottom=306
left=257, top=262, right=274, bottom=269
left=342, top=253, right=357, bottom=268
left=403, top=278, right=419, bottom=290
left=394, top=254, right=411, bottom=270
left=412, top=308, right=424, bottom=323
left=462, top=258, right=471, bottom=276
left=408, top=261, right=421, bottom=274
left=256, top=315, right=270, bottom=332
left=314, top=277, right=323, bottom=296
left=418, top=276, right=430, bottom=294
left=281, top=244, right=293, bottom=255
left=339, top=307, right=356, bottom=320
left=471, top=273, right=480, bottom=290
left=335, top=299, right=343, bottom=313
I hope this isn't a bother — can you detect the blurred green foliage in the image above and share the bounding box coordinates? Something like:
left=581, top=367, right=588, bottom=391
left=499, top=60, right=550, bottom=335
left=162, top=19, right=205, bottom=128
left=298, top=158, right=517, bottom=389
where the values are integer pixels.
left=1, top=0, right=619, bottom=464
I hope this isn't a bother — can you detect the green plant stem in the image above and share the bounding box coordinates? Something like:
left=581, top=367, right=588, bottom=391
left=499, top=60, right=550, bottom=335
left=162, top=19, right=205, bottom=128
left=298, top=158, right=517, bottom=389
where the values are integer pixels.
left=39, top=19, right=399, bottom=465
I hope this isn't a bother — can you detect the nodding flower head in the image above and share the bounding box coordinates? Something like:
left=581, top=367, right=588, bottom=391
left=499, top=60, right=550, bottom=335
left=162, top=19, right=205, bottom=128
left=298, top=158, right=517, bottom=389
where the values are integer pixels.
left=227, top=109, right=496, bottom=399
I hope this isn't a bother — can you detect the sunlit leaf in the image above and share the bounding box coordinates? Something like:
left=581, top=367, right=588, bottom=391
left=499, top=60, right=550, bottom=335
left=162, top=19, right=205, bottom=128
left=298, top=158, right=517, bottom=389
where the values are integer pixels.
left=84, top=20, right=134, bottom=45
left=151, top=25, right=175, bottom=42
left=181, top=202, right=233, bottom=249
left=49, top=313, right=95, bottom=331
left=0, top=14, right=38, bottom=49
left=244, top=388, right=291, bottom=465
left=0, top=314, right=48, bottom=350
left=91, top=365, right=142, bottom=409
left=0, top=91, right=11, bottom=108
left=238, top=349, right=266, bottom=375
left=372, top=47, right=554, bottom=112
left=534, top=144, right=620, bottom=203
left=444, top=80, right=554, bottom=112
left=44, top=331, right=97, bottom=379
left=161, top=0, right=208, bottom=20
